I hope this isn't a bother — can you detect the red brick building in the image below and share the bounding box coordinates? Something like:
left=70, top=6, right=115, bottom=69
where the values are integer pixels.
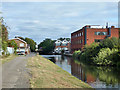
left=71, top=25, right=119, bottom=53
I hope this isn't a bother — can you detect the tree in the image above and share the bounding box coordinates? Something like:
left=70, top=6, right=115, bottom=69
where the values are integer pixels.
left=8, top=40, right=18, bottom=54
left=38, top=38, right=55, bottom=54
left=25, top=38, right=36, bottom=52
left=0, top=17, right=9, bottom=56
left=2, top=41, right=8, bottom=55
left=99, top=37, right=119, bottom=49
left=57, top=37, right=70, bottom=41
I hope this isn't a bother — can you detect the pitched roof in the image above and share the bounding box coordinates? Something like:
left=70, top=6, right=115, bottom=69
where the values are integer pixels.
left=9, top=38, right=27, bottom=44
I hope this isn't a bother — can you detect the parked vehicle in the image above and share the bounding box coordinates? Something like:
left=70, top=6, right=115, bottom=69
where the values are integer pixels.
left=17, top=51, right=25, bottom=55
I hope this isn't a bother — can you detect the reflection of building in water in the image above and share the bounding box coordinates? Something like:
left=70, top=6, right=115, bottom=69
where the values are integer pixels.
left=71, top=60, right=96, bottom=83
left=55, top=55, right=61, bottom=61
left=66, top=57, right=71, bottom=65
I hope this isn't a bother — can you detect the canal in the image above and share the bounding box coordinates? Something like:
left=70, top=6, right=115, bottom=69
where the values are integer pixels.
left=42, top=55, right=120, bottom=88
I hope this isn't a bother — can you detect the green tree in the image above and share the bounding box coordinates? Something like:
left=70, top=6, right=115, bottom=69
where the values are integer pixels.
left=2, top=41, right=8, bottom=55
left=8, top=40, right=18, bottom=54
left=25, top=38, right=36, bottom=52
left=0, top=17, right=9, bottom=56
left=93, top=48, right=118, bottom=66
left=38, top=38, right=55, bottom=54
left=99, top=37, right=119, bottom=49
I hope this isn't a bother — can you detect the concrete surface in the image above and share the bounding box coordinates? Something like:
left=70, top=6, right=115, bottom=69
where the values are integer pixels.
left=2, top=53, right=36, bottom=88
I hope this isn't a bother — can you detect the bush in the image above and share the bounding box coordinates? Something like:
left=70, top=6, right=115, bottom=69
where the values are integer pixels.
left=80, top=42, right=100, bottom=64
left=8, top=40, right=18, bottom=54
left=93, top=48, right=118, bottom=66
left=73, top=38, right=120, bottom=66
left=73, top=50, right=81, bottom=58
left=99, top=37, right=119, bottom=49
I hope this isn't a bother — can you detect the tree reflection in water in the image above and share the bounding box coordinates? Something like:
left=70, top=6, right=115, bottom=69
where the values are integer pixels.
left=71, top=59, right=120, bottom=88
left=42, top=55, right=120, bottom=88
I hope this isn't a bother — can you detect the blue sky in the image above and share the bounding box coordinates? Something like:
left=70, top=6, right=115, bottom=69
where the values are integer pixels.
left=2, top=2, right=118, bottom=44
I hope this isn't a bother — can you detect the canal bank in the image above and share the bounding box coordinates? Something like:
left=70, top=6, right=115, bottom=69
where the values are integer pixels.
left=42, top=55, right=120, bottom=88
left=27, top=55, right=92, bottom=88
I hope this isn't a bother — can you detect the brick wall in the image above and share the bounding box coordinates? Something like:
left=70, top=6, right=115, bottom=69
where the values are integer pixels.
left=71, top=25, right=119, bottom=53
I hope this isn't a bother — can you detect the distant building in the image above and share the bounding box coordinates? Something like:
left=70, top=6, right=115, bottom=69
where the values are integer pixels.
left=9, top=38, right=30, bottom=54
left=54, top=39, right=71, bottom=54
left=71, top=25, right=119, bottom=53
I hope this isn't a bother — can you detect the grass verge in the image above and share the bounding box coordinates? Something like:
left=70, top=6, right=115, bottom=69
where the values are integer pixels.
left=27, top=55, right=92, bottom=88
left=1, top=54, right=17, bottom=64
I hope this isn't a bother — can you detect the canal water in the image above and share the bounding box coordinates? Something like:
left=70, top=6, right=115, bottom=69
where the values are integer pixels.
left=41, top=55, right=120, bottom=88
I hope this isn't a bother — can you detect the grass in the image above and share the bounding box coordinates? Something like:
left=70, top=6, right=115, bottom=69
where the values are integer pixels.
left=1, top=54, right=17, bottom=64
left=27, top=55, right=92, bottom=88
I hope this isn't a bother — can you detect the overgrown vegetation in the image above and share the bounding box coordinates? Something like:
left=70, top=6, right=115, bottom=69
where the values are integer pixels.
left=0, top=17, right=9, bottom=56
left=73, top=37, right=120, bottom=66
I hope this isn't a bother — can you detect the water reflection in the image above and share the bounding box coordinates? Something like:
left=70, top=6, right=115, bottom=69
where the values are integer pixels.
left=41, top=55, right=120, bottom=88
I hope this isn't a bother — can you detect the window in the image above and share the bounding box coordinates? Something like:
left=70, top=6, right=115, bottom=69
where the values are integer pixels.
left=80, top=33, right=81, bottom=36
left=76, top=34, right=77, bottom=37
left=82, top=32, right=83, bottom=36
left=95, top=32, right=107, bottom=35
left=20, top=43, right=24, bottom=47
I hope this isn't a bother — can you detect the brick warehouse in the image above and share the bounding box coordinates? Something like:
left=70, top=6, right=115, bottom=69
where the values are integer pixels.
left=71, top=25, right=119, bottom=53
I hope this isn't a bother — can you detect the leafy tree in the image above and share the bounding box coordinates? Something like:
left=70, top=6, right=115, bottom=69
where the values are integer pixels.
left=73, top=37, right=120, bottom=66
left=93, top=48, right=118, bottom=66
left=57, top=37, right=70, bottom=41
left=80, top=42, right=100, bottom=64
left=58, top=38, right=65, bottom=41
left=99, top=37, right=119, bottom=49
left=25, top=38, right=36, bottom=52
left=8, top=40, right=18, bottom=54
left=0, top=17, right=9, bottom=55
left=38, top=38, right=55, bottom=54
left=2, top=41, right=8, bottom=55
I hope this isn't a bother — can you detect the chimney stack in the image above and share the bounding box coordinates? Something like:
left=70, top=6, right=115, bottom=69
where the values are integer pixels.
left=106, top=22, right=108, bottom=28
left=111, top=26, right=115, bottom=28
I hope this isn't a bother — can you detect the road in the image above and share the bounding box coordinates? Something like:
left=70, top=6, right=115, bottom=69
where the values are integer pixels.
left=2, top=53, right=36, bottom=88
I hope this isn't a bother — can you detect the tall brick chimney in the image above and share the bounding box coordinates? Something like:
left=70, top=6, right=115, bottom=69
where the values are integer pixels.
left=111, top=26, right=115, bottom=28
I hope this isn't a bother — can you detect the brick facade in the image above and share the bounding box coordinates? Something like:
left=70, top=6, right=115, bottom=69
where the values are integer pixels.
left=71, top=25, right=119, bottom=53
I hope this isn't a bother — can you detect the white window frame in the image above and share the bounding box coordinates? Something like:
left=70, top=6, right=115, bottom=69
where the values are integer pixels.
left=20, top=43, right=24, bottom=47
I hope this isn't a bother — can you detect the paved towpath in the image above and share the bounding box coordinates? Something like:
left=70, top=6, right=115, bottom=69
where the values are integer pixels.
left=2, top=53, right=36, bottom=88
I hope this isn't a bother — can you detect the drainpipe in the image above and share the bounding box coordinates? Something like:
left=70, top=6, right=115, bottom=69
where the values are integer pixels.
left=109, top=27, right=111, bottom=37
left=84, top=27, right=87, bottom=45
left=107, top=27, right=111, bottom=37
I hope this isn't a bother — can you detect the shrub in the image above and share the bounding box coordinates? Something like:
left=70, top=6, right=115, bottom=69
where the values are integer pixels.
left=93, top=48, right=118, bottom=66
left=73, top=50, right=81, bottom=58
left=80, top=42, right=100, bottom=64
left=99, top=37, right=119, bottom=49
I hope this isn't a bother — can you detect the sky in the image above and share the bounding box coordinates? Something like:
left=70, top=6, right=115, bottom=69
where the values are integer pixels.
left=1, top=2, right=118, bottom=44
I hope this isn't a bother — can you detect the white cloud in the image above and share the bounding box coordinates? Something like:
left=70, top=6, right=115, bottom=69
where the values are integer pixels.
left=2, top=2, right=118, bottom=44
